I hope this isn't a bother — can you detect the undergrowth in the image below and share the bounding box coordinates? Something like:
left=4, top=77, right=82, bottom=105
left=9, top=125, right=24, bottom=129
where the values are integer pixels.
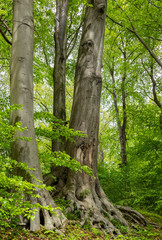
left=0, top=211, right=161, bottom=240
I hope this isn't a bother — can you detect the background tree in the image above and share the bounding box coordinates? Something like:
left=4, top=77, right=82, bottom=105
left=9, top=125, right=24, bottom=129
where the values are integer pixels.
left=98, top=0, right=162, bottom=213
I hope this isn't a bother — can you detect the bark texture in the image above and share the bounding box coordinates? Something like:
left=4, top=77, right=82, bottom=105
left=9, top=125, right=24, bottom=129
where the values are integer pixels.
left=10, top=0, right=66, bottom=231
left=52, top=0, right=128, bottom=234
left=52, top=0, right=69, bottom=152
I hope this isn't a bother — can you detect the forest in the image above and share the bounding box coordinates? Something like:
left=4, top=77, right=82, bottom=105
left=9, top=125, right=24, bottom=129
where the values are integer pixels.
left=0, top=0, right=161, bottom=239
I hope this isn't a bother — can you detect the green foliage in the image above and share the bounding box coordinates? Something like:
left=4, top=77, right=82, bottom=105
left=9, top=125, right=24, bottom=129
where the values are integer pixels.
left=40, top=150, right=94, bottom=177
left=34, top=111, right=94, bottom=177
left=100, top=1, right=162, bottom=216
left=98, top=105, right=161, bottom=213
left=0, top=105, right=33, bottom=226
left=35, top=111, right=86, bottom=142
left=55, top=198, right=71, bottom=213
left=98, top=163, right=131, bottom=205
left=0, top=103, right=56, bottom=227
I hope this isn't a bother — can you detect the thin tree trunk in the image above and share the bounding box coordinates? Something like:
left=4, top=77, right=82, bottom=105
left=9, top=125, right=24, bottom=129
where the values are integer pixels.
left=109, top=54, right=127, bottom=165
left=52, top=0, right=69, bottom=152
left=120, top=51, right=127, bottom=165
left=10, top=0, right=66, bottom=231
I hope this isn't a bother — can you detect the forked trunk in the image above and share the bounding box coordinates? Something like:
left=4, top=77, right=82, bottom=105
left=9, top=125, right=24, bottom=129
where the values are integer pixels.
left=53, top=0, right=128, bottom=234
left=10, top=0, right=66, bottom=231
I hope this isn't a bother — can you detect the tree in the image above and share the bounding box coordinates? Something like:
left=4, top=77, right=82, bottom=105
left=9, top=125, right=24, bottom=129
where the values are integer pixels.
left=97, top=1, right=162, bottom=212
left=52, top=0, right=69, bottom=152
left=52, top=0, right=128, bottom=234
left=10, top=0, right=66, bottom=231
left=105, top=48, right=127, bottom=165
left=107, top=0, right=162, bottom=68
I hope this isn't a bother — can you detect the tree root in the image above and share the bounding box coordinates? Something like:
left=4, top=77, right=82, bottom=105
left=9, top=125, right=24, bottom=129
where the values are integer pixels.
left=37, top=189, right=67, bottom=230
left=17, top=188, right=67, bottom=231
left=52, top=171, right=129, bottom=235
left=116, top=205, right=147, bottom=226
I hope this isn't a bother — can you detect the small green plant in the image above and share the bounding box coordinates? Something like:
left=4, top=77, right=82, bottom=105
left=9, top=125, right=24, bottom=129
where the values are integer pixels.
left=0, top=104, right=56, bottom=228
left=55, top=198, right=71, bottom=212
left=79, top=189, right=91, bottom=200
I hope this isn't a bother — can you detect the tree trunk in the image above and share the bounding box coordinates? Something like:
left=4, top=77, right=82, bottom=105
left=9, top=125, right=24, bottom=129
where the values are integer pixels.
left=10, top=0, right=66, bottom=231
left=120, top=51, right=127, bottom=165
left=52, top=0, right=69, bottom=152
left=52, top=0, right=128, bottom=234
left=110, top=55, right=127, bottom=165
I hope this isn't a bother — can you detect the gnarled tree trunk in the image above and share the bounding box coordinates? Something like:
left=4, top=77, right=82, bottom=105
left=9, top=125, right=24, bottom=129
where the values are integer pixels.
left=10, top=0, right=66, bottom=231
left=52, top=0, right=128, bottom=234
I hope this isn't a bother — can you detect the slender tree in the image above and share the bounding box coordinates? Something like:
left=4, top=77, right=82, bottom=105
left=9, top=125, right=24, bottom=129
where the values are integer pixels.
left=108, top=52, right=127, bottom=165
left=10, top=0, right=66, bottom=231
left=52, top=0, right=69, bottom=152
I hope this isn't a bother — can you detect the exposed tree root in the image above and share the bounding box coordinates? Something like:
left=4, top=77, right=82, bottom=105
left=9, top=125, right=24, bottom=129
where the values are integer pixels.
left=51, top=170, right=129, bottom=235
left=44, top=171, right=147, bottom=234
left=37, top=188, right=67, bottom=230
left=116, top=205, right=147, bottom=226
left=18, top=188, right=67, bottom=231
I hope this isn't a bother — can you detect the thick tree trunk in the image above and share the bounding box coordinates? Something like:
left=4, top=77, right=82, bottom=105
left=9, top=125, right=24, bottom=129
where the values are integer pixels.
left=52, top=0, right=69, bottom=152
left=52, top=0, right=128, bottom=234
left=10, top=0, right=66, bottom=231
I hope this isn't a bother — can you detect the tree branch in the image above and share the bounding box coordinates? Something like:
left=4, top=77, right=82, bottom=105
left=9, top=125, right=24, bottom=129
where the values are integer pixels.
left=0, top=18, right=12, bottom=36
left=141, top=59, right=161, bottom=108
left=107, top=11, right=162, bottom=68
left=0, top=28, right=12, bottom=45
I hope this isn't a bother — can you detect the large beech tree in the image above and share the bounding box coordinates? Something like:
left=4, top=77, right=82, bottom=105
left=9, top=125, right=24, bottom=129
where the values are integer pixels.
left=10, top=0, right=66, bottom=231
left=52, top=0, right=128, bottom=233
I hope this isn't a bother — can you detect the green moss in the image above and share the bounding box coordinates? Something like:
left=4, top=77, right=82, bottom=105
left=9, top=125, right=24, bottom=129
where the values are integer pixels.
left=79, top=189, right=91, bottom=200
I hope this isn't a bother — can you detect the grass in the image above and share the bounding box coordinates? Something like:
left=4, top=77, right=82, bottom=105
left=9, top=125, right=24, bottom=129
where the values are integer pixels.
left=0, top=211, right=161, bottom=240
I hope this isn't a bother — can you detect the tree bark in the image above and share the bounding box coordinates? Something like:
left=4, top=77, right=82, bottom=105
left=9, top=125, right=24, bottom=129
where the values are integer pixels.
left=10, top=0, right=66, bottom=231
left=52, top=0, right=69, bottom=152
left=52, top=0, right=128, bottom=234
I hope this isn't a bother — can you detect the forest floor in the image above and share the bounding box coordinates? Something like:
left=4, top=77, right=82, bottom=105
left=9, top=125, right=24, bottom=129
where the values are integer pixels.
left=0, top=211, right=161, bottom=240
